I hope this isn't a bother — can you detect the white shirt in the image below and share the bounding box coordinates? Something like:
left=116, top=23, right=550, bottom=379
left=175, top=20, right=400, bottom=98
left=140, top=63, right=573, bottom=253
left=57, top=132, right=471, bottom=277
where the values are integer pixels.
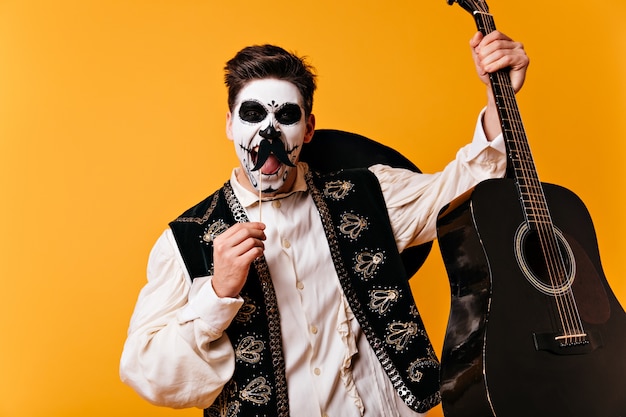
left=120, top=114, right=506, bottom=416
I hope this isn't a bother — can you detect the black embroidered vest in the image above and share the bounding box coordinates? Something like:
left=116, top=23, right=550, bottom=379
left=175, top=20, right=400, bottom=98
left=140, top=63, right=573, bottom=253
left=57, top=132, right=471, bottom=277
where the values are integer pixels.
left=169, top=169, right=441, bottom=416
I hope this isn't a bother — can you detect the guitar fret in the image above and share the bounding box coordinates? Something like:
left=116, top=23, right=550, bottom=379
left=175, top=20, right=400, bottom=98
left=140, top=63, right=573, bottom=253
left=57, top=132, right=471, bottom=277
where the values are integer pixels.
left=519, top=188, right=544, bottom=199
left=524, top=205, right=550, bottom=217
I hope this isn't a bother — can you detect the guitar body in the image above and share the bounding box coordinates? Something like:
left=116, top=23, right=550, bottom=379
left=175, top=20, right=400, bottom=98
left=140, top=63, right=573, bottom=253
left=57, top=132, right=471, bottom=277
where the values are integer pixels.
left=437, top=178, right=626, bottom=417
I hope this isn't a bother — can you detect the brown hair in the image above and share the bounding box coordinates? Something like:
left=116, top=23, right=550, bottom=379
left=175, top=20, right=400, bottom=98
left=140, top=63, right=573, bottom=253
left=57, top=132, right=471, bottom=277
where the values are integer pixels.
left=224, top=44, right=317, bottom=116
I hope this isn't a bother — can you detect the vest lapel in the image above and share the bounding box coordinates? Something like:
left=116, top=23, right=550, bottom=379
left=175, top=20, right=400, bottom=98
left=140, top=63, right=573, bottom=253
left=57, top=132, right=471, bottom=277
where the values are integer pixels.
left=307, top=169, right=441, bottom=413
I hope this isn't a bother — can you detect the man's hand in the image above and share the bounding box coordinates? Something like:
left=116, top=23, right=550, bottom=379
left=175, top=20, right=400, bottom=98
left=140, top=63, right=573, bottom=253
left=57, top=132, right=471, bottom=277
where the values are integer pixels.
left=212, top=222, right=266, bottom=298
left=470, top=30, right=529, bottom=140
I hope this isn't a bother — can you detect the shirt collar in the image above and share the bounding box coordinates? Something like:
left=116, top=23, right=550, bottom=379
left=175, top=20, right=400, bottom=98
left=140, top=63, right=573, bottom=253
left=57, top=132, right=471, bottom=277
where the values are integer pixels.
left=230, top=162, right=310, bottom=208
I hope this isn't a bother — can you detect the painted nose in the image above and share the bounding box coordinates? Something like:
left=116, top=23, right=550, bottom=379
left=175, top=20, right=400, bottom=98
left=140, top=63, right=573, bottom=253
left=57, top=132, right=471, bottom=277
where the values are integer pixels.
left=259, top=124, right=281, bottom=140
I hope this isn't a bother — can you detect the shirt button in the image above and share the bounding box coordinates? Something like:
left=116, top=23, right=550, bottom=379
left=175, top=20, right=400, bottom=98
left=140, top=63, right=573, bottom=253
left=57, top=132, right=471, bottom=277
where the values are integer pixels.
left=282, top=239, right=291, bottom=249
left=296, top=281, right=304, bottom=290
left=310, top=325, right=318, bottom=334
left=272, top=200, right=281, bottom=208
left=313, top=367, right=321, bottom=376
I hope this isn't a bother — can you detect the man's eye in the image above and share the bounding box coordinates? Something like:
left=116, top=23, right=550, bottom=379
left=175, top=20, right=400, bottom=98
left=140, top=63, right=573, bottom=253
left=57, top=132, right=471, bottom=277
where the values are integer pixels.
left=239, top=101, right=267, bottom=123
left=275, top=104, right=302, bottom=125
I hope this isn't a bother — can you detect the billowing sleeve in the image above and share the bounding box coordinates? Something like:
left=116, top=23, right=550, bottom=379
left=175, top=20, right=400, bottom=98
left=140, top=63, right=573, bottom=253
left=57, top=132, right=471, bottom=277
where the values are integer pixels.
left=371, top=110, right=507, bottom=252
left=120, top=229, right=243, bottom=409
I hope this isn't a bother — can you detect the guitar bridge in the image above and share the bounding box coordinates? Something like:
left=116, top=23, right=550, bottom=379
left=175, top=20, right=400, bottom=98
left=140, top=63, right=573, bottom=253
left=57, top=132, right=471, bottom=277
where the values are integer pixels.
left=533, top=331, right=602, bottom=355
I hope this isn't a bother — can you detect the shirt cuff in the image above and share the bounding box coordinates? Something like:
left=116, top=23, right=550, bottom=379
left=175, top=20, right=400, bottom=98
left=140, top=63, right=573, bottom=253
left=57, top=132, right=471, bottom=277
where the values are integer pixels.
left=178, top=276, right=244, bottom=334
left=467, top=107, right=506, bottom=160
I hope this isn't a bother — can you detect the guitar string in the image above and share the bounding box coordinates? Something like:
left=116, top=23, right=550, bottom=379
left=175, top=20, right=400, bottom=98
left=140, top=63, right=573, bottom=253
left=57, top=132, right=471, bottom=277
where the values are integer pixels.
left=501, top=64, right=584, bottom=343
left=496, top=63, right=581, bottom=342
left=478, top=12, right=585, bottom=344
left=504, top=77, right=586, bottom=342
left=484, top=20, right=577, bottom=342
left=479, top=13, right=560, bottom=306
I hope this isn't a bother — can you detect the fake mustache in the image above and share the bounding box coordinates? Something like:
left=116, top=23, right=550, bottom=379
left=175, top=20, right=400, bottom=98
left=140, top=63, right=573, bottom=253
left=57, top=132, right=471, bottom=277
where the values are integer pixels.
left=251, top=127, right=296, bottom=171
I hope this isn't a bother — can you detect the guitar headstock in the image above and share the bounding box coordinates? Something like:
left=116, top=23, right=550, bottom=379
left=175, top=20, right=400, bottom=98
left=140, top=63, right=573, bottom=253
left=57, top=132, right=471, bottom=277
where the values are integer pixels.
left=447, top=0, right=490, bottom=14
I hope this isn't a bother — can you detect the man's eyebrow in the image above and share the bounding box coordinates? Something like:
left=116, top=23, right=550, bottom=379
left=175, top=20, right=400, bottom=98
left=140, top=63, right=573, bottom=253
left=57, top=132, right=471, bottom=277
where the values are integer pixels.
left=240, top=100, right=264, bottom=107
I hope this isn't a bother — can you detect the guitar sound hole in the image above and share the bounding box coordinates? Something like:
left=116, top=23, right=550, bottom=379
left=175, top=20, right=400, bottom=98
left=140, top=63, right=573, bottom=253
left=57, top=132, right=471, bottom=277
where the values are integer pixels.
left=514, top=224, right=577, bottom=296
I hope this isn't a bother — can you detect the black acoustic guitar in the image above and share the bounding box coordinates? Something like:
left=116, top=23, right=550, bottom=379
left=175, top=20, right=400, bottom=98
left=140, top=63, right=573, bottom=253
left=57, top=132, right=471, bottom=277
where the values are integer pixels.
left=436, top=1, right=626, bottom=416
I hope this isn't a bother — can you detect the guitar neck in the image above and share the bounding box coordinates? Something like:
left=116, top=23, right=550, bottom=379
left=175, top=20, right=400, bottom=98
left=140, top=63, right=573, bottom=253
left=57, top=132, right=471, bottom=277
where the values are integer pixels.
left=448, top=0, right=588, bottom=351
left=472, top=11, right=549, bottom=230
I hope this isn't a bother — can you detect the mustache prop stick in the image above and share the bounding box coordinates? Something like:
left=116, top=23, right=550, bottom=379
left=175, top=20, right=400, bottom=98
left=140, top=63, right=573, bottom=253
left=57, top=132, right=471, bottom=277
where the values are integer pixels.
left=251, top=134, right=296, bottom=221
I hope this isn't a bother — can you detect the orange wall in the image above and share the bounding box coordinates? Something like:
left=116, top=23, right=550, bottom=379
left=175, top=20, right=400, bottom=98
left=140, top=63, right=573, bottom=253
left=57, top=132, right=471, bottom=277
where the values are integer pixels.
left=1, top=1, right=624, bottom=416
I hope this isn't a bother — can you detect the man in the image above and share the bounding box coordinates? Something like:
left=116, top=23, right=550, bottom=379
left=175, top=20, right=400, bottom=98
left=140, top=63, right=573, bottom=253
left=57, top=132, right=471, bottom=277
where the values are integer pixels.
left=120, top=31, right=529, bottom=416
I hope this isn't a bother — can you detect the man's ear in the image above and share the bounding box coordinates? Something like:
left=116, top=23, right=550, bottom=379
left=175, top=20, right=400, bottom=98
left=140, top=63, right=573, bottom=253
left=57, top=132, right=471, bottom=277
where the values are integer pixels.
left=303, top=113, right=316, bottom=144
left=225, top=111, right=234, bottom=140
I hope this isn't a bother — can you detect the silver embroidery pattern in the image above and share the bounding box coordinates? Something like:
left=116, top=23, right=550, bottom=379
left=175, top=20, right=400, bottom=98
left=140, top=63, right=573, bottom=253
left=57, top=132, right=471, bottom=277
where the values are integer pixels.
left=251, top=257, right=288, bottom=413
left=373, top=341, right=418, bottom=408
left=354, top=250, right=385, bottom=280
left=206, top=381, right=241, bottom=417
left=236, top=335, right=265, bottom=365
left=174, top=193, right=219, bottom=224
left=224, top=181, right=289, bottom=416
left=240, top=376, right=272, bottom=405
left=201, top=219, right=229, bottom=244
left=323, top=180, right=354, bottom=200
left=407, top=357, right=440, bottom=383
left=338, top=212, right=368, bottom=240
left=386, top=321, right=419, bottom=352
left=224, top=184, right=249, bottom=224
left=369, top=289, right=400, bottom=315
left=234, top=295, right=257, bottom=324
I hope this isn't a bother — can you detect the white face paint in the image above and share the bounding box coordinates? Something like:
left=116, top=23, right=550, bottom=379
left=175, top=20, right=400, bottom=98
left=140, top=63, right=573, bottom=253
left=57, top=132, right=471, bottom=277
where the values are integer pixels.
left=227, top=78, right=312, bottom=194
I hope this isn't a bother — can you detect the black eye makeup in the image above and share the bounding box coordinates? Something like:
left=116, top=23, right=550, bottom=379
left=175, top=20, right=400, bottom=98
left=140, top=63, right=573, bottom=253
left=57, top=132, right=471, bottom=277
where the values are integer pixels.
left=239, top=101, right=268, bottom=123
left=238, top=100, right=302, bottom=125
left=275, top=103, right=302, bottom=125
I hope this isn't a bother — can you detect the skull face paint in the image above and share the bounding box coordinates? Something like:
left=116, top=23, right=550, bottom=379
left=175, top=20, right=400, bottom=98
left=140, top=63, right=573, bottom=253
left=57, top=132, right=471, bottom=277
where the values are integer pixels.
left=227, top=79, right=313, bottom=194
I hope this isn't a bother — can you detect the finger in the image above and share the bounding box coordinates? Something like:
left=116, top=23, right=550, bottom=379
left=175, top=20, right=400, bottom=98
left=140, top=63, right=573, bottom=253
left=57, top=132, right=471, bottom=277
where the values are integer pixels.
left=476, top=40, right=519, bottom=63
left=224, top=221, right=266, bottom=234
left=480, top=51, right=519, bottom=73
left=213, top=225, right=265, bottom=261
left=469, top=31, right=484, bottom=49
left=479, top=30, right=513, bottom=46
left=478, top=43, right=527, bottom=72
left=235, top=234, right=265, bottom=256
left=218, top=222, right=266, bottom=243
left=475, top=31, right=519, bottom=57
left=217, top=231, right=265, bottom=258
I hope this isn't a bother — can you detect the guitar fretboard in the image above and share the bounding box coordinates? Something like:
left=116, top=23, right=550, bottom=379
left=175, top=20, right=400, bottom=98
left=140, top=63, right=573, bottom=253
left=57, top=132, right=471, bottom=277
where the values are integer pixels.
left=474, top=12, right=553, bottom=232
